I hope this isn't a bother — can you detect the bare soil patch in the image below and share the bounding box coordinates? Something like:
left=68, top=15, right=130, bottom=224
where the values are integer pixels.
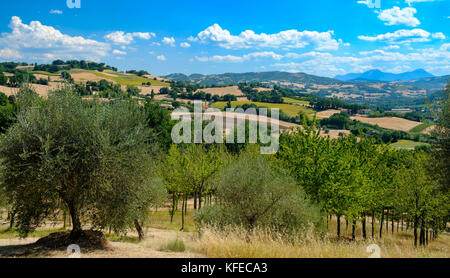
left=0, top=83, right=61, bottom=98
left=195, top=86, right=243, bottom=97
left=321, top=129, right=351, bottom=139
left=316, top=109, right=341, bottom=119
left=350, top=116, right=422, bottom=132
left=139, top=85, right=167, bottom=95
left=71, top=72, right=115, bottom=83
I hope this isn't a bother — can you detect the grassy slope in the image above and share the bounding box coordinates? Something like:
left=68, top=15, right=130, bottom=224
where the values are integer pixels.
left=27, top=69, right=170, bottom=86
left=390, top=140, right=430, bottom=150
left=29, top=71, right=61, bottom=76
left=282, top=97, right=310, bottom=105
left=89, top=70, right=169, bottom=86
left=409, top=121, right=435, bottom=133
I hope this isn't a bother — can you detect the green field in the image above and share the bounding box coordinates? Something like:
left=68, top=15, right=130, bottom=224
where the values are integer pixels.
left=89, top=70, right=169, bottom=86
left=30, top=71, right=61, bottom=76
left=390, top=140, right=429, bottom=150
left=211, top=101, right=316, bottom=117
left=28, top=69, right=170, bottom=86
left=409, top=121, right=435, bottom=133
left=282, top=97, right=309, bottom=105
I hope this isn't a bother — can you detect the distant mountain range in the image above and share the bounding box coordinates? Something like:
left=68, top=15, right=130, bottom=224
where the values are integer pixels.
left=334, top=69, right=434, bottom=82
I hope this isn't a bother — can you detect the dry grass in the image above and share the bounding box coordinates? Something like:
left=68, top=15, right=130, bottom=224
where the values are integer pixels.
left=1, top=209, right=448, bottom=258
left=195, top=219, right=450, bottom=258
left=0, top=83, right=61, bottom=98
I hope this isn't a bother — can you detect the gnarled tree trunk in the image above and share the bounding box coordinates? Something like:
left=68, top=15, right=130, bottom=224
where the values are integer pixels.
left=134, top=219, right=145, bottom=241
left=68, top=201, right=82, bottom=239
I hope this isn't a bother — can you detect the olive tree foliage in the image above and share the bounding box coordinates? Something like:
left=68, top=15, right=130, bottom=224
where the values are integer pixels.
left=87, top=100, right=167, bottom=237
left=0, top=85, right=164, bottom=239
left=195, top=147, right=324, bottom=236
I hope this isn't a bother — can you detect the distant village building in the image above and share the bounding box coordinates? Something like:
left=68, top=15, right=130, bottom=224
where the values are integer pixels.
left=390, top=108, right=413, bottom=114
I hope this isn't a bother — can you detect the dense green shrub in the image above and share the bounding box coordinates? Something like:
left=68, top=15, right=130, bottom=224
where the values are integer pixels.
left=195, top=149, right=324, bottom=236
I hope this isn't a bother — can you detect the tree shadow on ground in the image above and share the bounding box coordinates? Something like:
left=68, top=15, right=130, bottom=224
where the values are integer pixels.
left=0, top=230, right=111, bottom=257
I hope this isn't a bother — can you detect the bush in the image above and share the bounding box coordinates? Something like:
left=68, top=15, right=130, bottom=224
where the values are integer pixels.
left=195, top=149, right=324, bottom=236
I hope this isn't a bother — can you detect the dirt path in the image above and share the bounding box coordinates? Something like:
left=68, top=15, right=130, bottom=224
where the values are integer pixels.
left=0, top=228, right=204, bottom=258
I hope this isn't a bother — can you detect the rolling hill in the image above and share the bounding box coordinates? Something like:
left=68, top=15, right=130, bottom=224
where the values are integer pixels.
left=164, top=71, right=342, bottom=86
left=334, top=69, right=434, bottom=82
left=164, top=71, right=448, bottom=106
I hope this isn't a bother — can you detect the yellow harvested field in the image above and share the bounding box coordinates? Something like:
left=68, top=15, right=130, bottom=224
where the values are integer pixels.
left=71, top=72, right=115, bottom=83
left=350, top=116, right=422, bottom=132
left=138, top=86, right=167, bottom=95
left=0, top=83, right=61, bottom=98
left=195, top=86, right=243, bottom=96
left=256, top=87, right=272, bottom=92
left=316, top=109, right=341, bottom=119
left=153, top=94, right=192, bottom=104
left=321, top=129, right=351, bottom=139
left=33, top=74, right=63, bottom=82
left=0, top=85, right=19, bottom=96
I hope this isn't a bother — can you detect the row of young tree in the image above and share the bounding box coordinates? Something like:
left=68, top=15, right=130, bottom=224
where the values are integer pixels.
left=34, top=60, right=117, bottom=73
left=277, top=123, right=447, bottom=246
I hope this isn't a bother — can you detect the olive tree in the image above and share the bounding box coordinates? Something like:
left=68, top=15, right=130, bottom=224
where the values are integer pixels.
left=0, top=85, right=163, bottom=240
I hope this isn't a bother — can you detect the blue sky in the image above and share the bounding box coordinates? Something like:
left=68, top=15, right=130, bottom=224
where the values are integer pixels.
left=0, top=0, right=449, bottom=77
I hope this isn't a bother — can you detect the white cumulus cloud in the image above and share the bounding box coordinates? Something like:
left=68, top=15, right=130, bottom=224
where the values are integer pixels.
left=180, top=42, right=191, bottom=48
left=378, top=7, right=420, bottom=27
left=162, top=37, right=176, bottom=46
left=105, top=31, right=155, bottom=45
left=0, top=16, right=110, bottom=61
left=358, top=29, right=444, bottom=44
left=156, top=55, right=167, bottom=61
left=0, top=48, right=23, bottom=59
left=190, top=24, right=342, bottom=50
left=195, top=51, right=283, bottom=63
left=112, top=49, right=127, bottom=55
